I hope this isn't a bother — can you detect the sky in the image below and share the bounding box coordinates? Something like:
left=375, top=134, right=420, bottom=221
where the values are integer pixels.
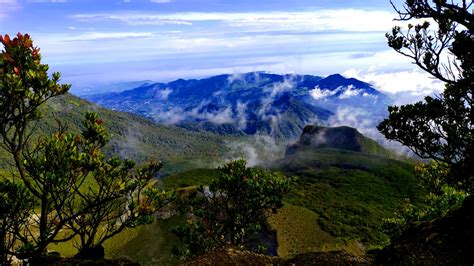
left=0, top=0, right=444, bottom=97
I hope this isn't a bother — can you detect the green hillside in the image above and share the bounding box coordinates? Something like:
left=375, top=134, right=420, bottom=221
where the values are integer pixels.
left=273, top=149, right=421, bottom=249
left=0, top=93, right=234, bottom=176
left=153, top=146, right=422, bottom=259
left=156, top=127, right=422, bottom=254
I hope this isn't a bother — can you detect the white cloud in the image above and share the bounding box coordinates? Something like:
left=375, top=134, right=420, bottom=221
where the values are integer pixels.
left=72, top=13, right=192, bottom=26
left=225, top=135, right=284, bottom=167
left=71, top=9, right=398, bottom=31
left=310, top=86, right=338, bottom=100
left=150, top=0, right=173, bottom=3
left=339, top=85, right=363, bottom=99
left=258, top=75, right=295, bottom=119
left=326, top=106, right=412, bottom=155
left=236, top=101, right=248, bottom=130
left=343, top=68, right=445, bottom=96
left=31, top=8, right=427, bottom=92
left=205, top=106, right=234, bottom=124
left=158, top=87, right=173, bottom=100
left=152, top=107, right=186, bottom=124
left=152, top=99, right=234, bottom=125
left=62, top=32, right=155, bottom=41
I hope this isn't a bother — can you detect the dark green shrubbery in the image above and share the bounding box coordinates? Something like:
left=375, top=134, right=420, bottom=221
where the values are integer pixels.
left=172, top=159, right=290, bottom=257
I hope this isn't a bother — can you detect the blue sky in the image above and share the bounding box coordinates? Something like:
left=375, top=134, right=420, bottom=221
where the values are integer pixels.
left=0, top=0, right=443, bottom=96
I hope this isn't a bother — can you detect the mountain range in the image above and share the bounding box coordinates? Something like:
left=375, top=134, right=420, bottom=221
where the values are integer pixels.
left=0, top=90, right=421, bottom=264
left=85, top=72, right=392, bottom=139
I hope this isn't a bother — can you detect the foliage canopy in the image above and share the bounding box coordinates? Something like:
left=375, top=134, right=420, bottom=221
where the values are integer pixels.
left=0, top=33, right=171, bottom=261
left=378, top=0, right=473, bottom=192
left=173, top=159, right=290, bottom=257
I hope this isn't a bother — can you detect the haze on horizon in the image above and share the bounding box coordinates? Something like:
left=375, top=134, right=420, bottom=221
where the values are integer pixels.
left=0, top=0, right=443, bottom=99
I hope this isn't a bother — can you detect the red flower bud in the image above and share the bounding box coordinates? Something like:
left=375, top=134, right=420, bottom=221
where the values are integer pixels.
left=3, top=34, right=10, bottom=45
left=13, top=67, right=20, bottom=75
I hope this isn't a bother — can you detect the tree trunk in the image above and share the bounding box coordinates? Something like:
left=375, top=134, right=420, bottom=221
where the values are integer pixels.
left=37, top=196, right=49, bottom=257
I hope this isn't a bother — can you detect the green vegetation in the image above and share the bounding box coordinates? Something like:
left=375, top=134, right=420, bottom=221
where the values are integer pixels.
left=0, top=33, right=174, bottom=261
left=268, top=203, right=368, bottom=259
left=0, top=180, right=35, bottom=265
left=173, top=160, right=291, bottom=257
left=51, top=216, right=183, bottom=265
left=44, top=94, right=232, bottom=171
left=383, top=161, right=466, bottom=238
left=0, top=92, right=234, bottom=177
left=3, top=13, right=468, bottom=262
left=376, top=1, right=473, bottom=247
left=1, top=32, right=72, bottom=261
left=160, top=168, right=220, bottom=190
left=268, top=204, right=349, bottom=258
left=274, top=149, right=421, bottom=248
left=153, top=148, right=422, bottom=259
left=380, top=0, right=473, bottom=193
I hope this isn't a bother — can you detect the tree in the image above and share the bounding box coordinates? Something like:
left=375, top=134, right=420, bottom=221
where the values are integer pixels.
left=22, top=112, right=171, bottom=259
left=0, top=180, right=35, bottom=265
left=0, top=33, right=71, bottom=257
left=173, top=159, right=290, bottom=257
left=378, top=0, right=473, bottom=193
left=0, top=33, right=170, bottom=260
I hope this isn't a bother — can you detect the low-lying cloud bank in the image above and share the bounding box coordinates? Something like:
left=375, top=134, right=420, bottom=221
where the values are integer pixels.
left=343, top=68, right=445, bottom=104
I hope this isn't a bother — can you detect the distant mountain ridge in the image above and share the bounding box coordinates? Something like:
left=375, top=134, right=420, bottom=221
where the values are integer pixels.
left=85, top=72, right=391, bottom=139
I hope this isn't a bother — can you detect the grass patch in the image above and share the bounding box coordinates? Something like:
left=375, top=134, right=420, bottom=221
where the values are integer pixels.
left=104, top=217, right=182, bottom=265
left=268, top=204, right=366, bottom=258
left=268, top=204, right=336, bottom=258
left=159, top=168, right=219, bottom=190
left=49, top=216, right=183, bottom=265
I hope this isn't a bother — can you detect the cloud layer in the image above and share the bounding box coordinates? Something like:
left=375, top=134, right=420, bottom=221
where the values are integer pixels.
left=1, top=0, right=441, bottom=102
left=71, top=9, right=396, bottom=32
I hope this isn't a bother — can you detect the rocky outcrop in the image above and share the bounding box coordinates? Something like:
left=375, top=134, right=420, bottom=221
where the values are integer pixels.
left=376, top=195, right=474, bottom=265
left=286, top=125, right=391, bottom=157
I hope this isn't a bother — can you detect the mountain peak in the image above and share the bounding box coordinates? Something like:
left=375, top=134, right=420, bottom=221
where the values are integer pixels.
left=286, top=125, right=391, bottom=157
left=325, top=73, right=346, bottom=80
left=316, top=73, right=375, bottom=93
